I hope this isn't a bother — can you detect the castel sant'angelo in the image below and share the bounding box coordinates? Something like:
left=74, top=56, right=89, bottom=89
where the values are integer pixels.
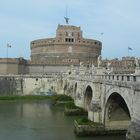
left=0, top=18, right=102, bottom=74
left=0, top=18, right=138, bottom=75
left=31, top=24, right=101, bottom=67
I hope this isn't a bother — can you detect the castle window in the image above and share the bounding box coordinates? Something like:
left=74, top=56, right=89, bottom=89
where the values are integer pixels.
left=65, top=38, right=74, bottom=42
left=133, top=76, right=136, bottom=82
left=127, top=76, right=130, bottom=81
left=95, top=42, right=97, bottom=45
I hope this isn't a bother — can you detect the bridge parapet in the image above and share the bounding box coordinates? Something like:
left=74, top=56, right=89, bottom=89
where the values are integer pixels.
left=67, top=74, right=140, bottom=92
left=101, top=74, right=140, bottom=91
left=69, top=73, right=140, bottom=85
left=101, top=74, right=140, bottom=82
left=68, top=74, right=102, bottom=82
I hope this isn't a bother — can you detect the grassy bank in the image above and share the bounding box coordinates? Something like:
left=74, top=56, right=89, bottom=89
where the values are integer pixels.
left=51, top=94, right=73, bottom=102
left=75, top=117, right=103, bottom=126
left=51, top=94, right=74, bottom=106
left=0, top=94, right=74, bottom=101
left=0, top=95, right=52, bottom=101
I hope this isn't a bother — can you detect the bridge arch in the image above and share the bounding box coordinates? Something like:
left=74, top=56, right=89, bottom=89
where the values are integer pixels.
left=104, top=92, right=131, bottom=130
left=84, top=85, right=93, bottom=110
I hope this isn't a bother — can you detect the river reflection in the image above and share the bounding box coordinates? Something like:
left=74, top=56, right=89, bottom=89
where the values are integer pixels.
left=0, top=101, right=125, bottom=140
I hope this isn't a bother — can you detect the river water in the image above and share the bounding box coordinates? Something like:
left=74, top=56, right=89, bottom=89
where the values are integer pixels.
left=0, top=100, right=125, bottom=140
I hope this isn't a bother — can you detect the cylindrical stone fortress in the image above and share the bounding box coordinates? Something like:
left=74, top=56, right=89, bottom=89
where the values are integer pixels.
left=30, top=24, right=102, bottom=66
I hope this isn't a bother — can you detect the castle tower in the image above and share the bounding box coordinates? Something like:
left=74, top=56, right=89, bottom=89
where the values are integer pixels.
left=30, top=24, right=102, bottom=68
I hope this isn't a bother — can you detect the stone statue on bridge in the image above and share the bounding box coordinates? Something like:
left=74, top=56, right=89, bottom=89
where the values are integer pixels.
left=107, top=62, right=111, bottom=70
left=91, top=64, right=95, bottom=71
left=135, top=58, right=140, bottom=68
left=91, top=64, right=97, bottom=74
left=97, top=55, right=102, bottom=68
left=80, top=61, right=84, bottom=67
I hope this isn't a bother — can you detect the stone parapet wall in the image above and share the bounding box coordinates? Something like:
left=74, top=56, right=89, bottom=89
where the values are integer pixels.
left=0, top=58, right=27, bottom=75
left=0, top=59, right=18, bottom=75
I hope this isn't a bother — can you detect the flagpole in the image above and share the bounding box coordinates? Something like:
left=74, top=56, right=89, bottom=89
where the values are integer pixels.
left=6, top=43, right=11, bottom=74
left=100, top=32, right=104, bottom=41
left=7, top=44, right=8, bottom=59
left=6, top=44, right=8, bottom=74
left=128, top=47, right=129, bottom=56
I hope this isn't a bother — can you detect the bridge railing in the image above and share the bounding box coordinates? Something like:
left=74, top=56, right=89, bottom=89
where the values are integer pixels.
left=67, top=74, right=104, bottom=82
left=68, top=73, right=140, bottom=82
left=67, top=73, right=140, bottom=87
left=101, top=74, right=140, bottom=83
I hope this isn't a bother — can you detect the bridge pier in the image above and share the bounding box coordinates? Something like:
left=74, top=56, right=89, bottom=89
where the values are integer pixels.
left=88, top=111, right=101, bottom=123
left=88, top=100, right=101, bottom=123
left=126, top=121, right=140, bottom=140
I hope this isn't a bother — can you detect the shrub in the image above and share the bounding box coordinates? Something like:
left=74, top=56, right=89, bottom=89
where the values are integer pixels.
left=51, top=95, right=73, bottom=102
left=76, top=117, right=104, bottom=127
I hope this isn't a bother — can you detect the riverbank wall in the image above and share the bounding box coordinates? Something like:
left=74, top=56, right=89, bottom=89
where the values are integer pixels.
left=0, top=76, right=23, bottom=95
left=0, top=75, right=62, bottom=96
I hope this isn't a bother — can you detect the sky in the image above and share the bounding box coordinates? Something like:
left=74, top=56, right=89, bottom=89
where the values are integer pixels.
left=0, top=0, right=140, bottom=59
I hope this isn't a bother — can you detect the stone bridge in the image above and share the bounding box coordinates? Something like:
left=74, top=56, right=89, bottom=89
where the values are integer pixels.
left=0, top=73, right=140, bottom=139
left=63, top=74, right=140, bottom=140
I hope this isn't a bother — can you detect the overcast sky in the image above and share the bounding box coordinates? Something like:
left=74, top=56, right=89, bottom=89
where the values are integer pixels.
left=0, top=0, right=140, bottom=59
